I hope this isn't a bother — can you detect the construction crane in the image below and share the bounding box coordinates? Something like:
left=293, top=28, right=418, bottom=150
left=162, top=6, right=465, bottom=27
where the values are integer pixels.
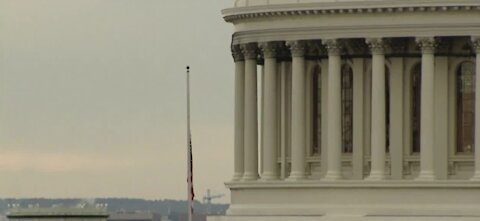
left=202, top=189, right=224, bottom=215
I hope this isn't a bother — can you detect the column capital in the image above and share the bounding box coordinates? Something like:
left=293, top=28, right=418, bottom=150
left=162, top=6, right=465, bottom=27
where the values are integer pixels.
left=231, top=45, right=244, bottom=62
left=416, top=37, right=438, bottom=54
left=259, top=42, right=279, bottom=59
left=472, top=36, right=480, bottom=53
left=323, top=39, right=342, bottom=56
left=286, top=40, right=306, bottom=57
left=240, top=43, right=258, bottom=60
left=366, top=38, right=385, bottom=55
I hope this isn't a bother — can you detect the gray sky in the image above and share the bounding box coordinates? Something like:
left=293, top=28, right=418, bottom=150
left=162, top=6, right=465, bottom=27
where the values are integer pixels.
left=0, top=0, right=234, bottom=203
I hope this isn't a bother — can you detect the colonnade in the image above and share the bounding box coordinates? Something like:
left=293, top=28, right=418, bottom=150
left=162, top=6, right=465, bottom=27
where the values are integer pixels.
left=231, top=37, right=480, bottom=181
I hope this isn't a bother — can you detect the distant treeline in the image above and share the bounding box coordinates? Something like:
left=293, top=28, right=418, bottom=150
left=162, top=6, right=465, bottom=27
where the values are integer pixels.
left=0, top=198, right=228, bottom=215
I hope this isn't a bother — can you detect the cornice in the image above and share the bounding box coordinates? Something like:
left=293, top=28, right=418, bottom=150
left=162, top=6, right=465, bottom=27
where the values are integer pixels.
left=230, top=23, right=480, bottom=45
left=222, top=0, right=480, bottom=23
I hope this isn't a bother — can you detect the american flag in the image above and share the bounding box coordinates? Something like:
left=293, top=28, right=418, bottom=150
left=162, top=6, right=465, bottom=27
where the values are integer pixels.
left=188, top=135, right=194, bottom=216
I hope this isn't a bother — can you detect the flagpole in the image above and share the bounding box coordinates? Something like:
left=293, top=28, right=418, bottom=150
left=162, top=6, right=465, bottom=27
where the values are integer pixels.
left=186, top=66, right=194, bottom=221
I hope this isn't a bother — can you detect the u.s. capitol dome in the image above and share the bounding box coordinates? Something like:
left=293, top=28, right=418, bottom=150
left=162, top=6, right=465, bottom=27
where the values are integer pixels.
left=213, top=0, right=480, bottom=220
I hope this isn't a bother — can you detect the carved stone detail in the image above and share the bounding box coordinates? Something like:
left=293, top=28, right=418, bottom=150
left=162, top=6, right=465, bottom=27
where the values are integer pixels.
left=286, top=40, right=306, bottom=57
left=231, top=44, right=244, bottom=62
left=366, top=38, right=385, bottom=55
left=472, top=36, right=480, bottom=53
left=258, top=42, right=279, bottom=59
left=240, top=43, right=258, bottom=60
left=416, top=37, right=438, bottom=54
left=323, top=39, right=342, bottom=56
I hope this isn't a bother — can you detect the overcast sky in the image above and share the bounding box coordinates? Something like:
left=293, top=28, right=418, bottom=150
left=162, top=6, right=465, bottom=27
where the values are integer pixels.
left=0, top=0, right=234, bottom=203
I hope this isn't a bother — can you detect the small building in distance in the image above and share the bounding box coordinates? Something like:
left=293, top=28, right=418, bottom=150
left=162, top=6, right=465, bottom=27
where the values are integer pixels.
left=6, top=204, right=109, bottom=221
left=108, top=211, right=206, bottom=221
left=108, top=212, right=169, bottom=221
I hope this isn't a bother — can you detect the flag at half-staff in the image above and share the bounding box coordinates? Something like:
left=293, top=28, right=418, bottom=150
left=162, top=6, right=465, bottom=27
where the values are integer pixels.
left=186, top=66, right=195, bottom=221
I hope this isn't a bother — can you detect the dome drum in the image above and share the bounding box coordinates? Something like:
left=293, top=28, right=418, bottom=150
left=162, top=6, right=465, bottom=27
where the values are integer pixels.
left=215, top=1, right=480, bottom=220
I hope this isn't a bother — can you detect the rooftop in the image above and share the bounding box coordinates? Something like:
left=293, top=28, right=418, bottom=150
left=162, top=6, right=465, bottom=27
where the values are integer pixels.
left=6, top=205, right=109, bottom=218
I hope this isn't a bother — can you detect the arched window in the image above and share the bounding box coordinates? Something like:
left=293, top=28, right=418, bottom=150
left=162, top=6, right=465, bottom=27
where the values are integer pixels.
left=312, top=65, right=321, bottom=155
left=412, top=63, right=422, bottom=153
left=456, top=61, right=476, bottom=153
left=342, top=65, right=354, bottom=153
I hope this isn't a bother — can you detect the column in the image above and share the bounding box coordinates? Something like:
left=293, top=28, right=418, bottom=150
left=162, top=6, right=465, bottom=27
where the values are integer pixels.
left=324, top=39, right=343, bottom=180
left=390, top=57, right=405, bottom=180
left=287, top=40, right=307, bottom=180
left=232, top=45, right=245, bottom=181
left=472, top=37, right=480, bottom=181
left=416, top=37, right=437, bottom=180
left=320, top=59, right=329, bottom=176
left=260, top=42, right=279, bottom=180
left=280, top=62, right=288, bottom=179
left=352, top=57, right=365, bottom=180
left=434, top=55, right=449, bottom=180
left=366, top=38, right=387, bottom=180
left=241, top=43, right=260, bottom=181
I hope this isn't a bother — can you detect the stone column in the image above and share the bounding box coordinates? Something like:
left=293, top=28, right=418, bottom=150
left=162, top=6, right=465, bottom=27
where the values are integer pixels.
left=472, top=37, right=480, bottom=181
left=241, top=43, right=260, bottom=181
left=287, top=40, right=307, bottom=180
left=352, top=57, right=365, bottom=180
left=366, top=38, right=387, bottom=180
left=232, top=45, right=245, bottom=181
left=324, top=39, right=343, bottom=180
left=390, top=57, right=405, bottom=180
left=260, top=42, right=279, bottom=180
left=416, top=37, right=437, bottom=180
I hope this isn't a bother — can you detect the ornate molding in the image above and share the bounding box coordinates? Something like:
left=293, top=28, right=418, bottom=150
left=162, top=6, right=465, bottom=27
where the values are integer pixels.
left=366, top=38, right=385, bottom=55
left=258, top=42, right=279, bottom=59
left=240, top=43, right=258, bottom=60
left=286, top=40, right=306, bottom=57
left=416, top=37, right=438, bottom=54
left=223, top=3, right=480, bottom=23
left=323, top=39, right=342, bottom=56
left=231, top=44, right=244, bottom=62
left=472, top=36, right=480, bottom=53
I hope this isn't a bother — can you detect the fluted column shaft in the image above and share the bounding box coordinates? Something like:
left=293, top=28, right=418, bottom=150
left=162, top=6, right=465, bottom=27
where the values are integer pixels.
left=232, top=45, right=245, bottom=181
left=472, top=37, right=480, bottom=181
left=287, top=41, right=307, bottom=180
left=241, top=43, right=260, bottom=181
left=366, top=38, right=386, bottom=180
left=324, top=39, right=343, bottom=180
left=260, top=42, right=279, bottom=180
left=416, top=37, right=436, bottom=180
